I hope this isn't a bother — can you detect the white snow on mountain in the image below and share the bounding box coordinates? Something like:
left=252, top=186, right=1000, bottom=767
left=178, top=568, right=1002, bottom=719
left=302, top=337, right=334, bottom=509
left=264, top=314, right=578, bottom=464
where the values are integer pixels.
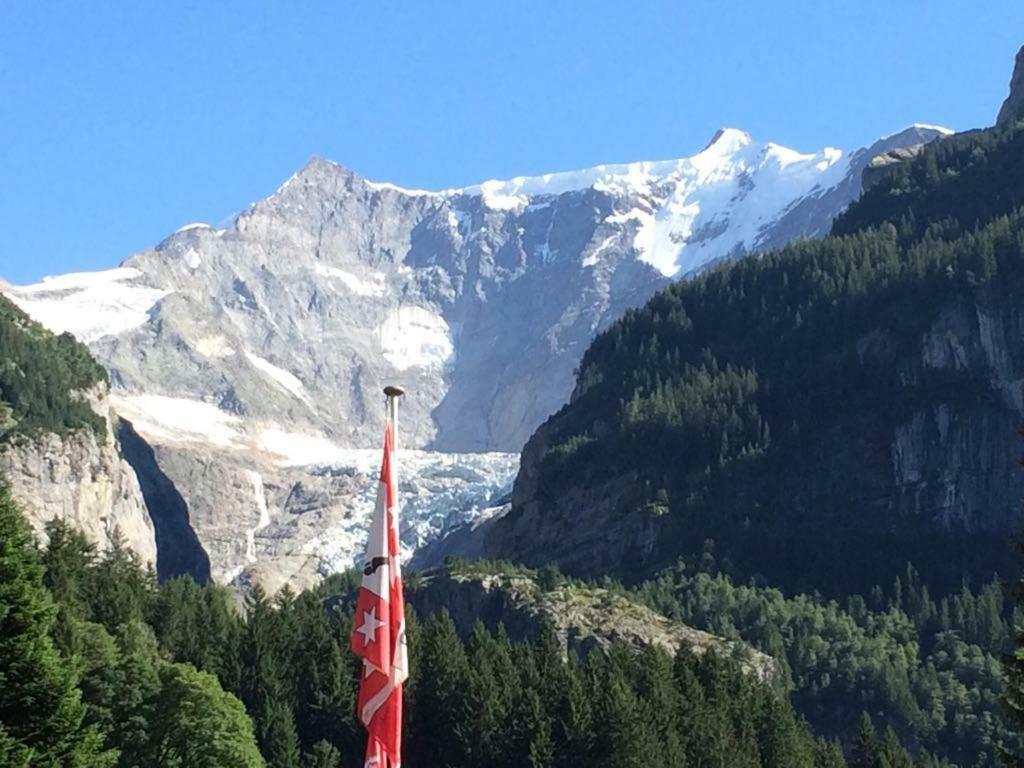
left=257, top=428, right=360, bottom=467
left=244, top=352, right=310, bottom=404
left=4, top=268, right=170, bottom=343
left=111, top=394, right=244, bottom=448
left=459, top=128, right=851, bottom=276
left=314, top=264, right=388, bottom=297
left=175, top=222, right=212, bottom=234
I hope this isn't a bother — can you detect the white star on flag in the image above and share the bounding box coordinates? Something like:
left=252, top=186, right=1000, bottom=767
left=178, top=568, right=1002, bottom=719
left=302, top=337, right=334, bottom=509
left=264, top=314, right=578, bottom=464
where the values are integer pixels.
left=357, top=606, right=386, bottom=646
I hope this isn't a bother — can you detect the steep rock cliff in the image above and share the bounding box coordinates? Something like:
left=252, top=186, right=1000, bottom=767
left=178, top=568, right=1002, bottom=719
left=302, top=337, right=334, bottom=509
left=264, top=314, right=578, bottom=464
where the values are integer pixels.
left=0, top=386, right=157, bottom=566
left=998, top=45, right=1024, bottom=127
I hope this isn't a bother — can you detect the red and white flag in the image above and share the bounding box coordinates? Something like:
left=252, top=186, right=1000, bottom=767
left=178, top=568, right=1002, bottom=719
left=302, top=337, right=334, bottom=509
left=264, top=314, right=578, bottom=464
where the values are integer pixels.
left=351, top=423, right=408, bottom=768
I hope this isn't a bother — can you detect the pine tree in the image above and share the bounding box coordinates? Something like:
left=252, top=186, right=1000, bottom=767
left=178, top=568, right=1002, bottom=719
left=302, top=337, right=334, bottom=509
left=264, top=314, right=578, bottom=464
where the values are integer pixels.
left=41, top=518, right=95, bottom=619
left=148, top=662, right=264, bottom=768
left=555, top=652, right=594, bottom=768
left=757, top=691, right=815, bottom=768
left=303, top=740, right=341, bottom=768
left=88, top=530, right=154, bottom=633
left=108, top=621, right=162, bottom=768
left=1003, top=521, right=1024, bottom=768
left=850, top=713, right=880, bottom=768
left=260, top=697, right=301, bottom=768
left=406, top=610, right=472, bottom=768
left=0, top=481, right=115, bottom=766
left=293, top=595, right=355, bottom=756
left=879, top=727, right=913, bottom=768
left=813, top=737, right=848, bottom=768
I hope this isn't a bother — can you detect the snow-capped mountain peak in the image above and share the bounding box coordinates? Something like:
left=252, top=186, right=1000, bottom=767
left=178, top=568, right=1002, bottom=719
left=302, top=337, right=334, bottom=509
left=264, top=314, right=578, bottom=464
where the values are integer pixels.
left=2, top=122, right=952, bottom=592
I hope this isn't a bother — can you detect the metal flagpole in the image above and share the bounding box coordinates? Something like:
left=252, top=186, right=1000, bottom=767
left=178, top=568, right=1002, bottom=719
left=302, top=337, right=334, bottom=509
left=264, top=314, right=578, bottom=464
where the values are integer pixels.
left=383, top=385, right=404, bottom=448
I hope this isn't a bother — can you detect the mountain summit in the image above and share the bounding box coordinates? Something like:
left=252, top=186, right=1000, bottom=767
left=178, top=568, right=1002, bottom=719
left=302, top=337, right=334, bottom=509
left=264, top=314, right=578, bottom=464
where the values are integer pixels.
left=2, top=124, right=948, bottom=591
left=998, top=45, right=1024, bottom=127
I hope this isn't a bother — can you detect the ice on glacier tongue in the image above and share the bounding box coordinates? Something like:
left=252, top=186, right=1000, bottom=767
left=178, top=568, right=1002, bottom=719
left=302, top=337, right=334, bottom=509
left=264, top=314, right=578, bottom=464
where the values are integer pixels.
left=309, top=449, right=520, bottom=576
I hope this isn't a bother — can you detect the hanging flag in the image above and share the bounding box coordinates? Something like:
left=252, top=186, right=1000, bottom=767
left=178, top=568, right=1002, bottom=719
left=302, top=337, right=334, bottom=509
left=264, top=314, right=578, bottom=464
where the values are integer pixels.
left=351, top=423, right=408, bottom=768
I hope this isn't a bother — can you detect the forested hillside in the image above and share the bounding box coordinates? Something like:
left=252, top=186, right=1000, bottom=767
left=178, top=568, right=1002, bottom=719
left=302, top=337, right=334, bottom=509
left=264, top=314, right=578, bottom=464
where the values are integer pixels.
left=1, top=486, right=951, bottom=767
left=0, top=294, right=107, bottom=440
left=489, top=119, right=1024, bottom=598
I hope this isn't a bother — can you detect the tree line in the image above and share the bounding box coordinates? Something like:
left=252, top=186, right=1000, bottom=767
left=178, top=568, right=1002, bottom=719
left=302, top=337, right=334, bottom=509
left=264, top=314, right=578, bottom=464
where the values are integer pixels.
left=0, top=295, right=107, bottom=442
left=1, top=481, right=958, bottom=767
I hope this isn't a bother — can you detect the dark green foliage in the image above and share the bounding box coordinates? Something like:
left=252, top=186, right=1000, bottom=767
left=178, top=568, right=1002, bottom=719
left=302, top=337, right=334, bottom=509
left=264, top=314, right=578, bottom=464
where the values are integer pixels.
left=1, top=483, right=263, bottom=768
left=304, top=740, right=342, bottom=768
left=458, top=557, right=1010, bottom=767
left=834, top=125, right=1024, bottom=243
left=0, top=294, right=107, bottom=441
left=0, top=482, right=114, bottom=766
left=400, top=610, right=838, bottom=768
left=627, top=560, right=1011, bottom=767
left=513, top=123, right=1024, bottom=597
left=1001, top=530, right=1024, bottom=767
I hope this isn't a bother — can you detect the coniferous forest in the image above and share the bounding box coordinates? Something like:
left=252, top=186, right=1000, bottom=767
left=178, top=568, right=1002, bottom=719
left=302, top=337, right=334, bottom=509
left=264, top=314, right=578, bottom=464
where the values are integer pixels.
left=5, top=468, right=1024, bottom=767
left=2, top=482, right=967, bottom=768
left=0, top=295, right=107, bottom=442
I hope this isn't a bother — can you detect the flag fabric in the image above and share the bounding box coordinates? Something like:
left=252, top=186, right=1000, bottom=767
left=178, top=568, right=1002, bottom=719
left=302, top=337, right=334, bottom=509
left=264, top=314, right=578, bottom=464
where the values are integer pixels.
left=351, top=423, right=408, bottom=768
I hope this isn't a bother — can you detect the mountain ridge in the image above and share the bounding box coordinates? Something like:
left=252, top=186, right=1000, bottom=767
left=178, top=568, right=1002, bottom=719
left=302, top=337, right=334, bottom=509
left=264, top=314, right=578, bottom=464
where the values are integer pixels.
left=1, top=123, right=950, bottom=592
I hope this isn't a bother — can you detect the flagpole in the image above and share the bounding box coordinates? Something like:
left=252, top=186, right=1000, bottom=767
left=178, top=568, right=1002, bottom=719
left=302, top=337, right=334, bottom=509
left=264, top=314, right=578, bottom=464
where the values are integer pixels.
left=383, top=385, right=404, bottom=449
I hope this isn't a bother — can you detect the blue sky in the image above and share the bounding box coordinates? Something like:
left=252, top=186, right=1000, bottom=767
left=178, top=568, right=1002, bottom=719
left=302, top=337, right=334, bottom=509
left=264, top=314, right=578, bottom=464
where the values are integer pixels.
left=1, top=2, right=1023, bottom=284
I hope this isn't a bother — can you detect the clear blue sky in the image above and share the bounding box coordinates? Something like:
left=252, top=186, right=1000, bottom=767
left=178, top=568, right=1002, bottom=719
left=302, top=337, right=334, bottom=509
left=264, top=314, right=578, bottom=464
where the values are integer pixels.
left=2, top=1, right=1023, bottom=284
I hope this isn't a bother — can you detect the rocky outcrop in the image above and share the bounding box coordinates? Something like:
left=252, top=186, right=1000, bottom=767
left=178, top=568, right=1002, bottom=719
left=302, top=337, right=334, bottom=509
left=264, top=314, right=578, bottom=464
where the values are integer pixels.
left=0, top=387, right=157, bottom=566
left=890, top=299, right=1024, bottom=532
left=997, top=46, right=1024, bottom=127
left=862, top=144, right=926, bottom=191
left=408, top=568, right=780, bottom=683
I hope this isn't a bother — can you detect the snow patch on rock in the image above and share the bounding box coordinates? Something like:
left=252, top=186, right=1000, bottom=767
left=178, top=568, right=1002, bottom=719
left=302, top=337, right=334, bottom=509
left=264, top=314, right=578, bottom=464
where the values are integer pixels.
left=194, top=335, right=234, bottom=359
left=244, top=353, right=310, bottom=404
left=111, top=394, right=243, bottom=448
left=314, top=264, right=387, bottom=297
left=4, top=268, right=170, bottom=343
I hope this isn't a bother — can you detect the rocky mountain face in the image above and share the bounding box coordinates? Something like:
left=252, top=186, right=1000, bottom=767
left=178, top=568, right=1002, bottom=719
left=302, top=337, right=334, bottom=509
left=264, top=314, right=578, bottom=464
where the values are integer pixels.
left=0, top=385, right=157, bottom=566
left=2, top=125, right=948, bottom=591
left=998, top=45, right=1024, bottom=127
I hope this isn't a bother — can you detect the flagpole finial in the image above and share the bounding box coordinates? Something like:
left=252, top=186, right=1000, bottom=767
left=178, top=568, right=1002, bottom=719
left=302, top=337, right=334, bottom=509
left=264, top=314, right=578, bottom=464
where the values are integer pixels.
left=383, top=385, right=405, bottom=398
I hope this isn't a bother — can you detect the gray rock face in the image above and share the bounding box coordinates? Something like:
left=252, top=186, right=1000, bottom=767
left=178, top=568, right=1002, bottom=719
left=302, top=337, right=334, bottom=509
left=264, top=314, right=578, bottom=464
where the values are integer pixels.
left=0, top=387, right=156, bottom=566
left=2, top=125, right=949, bottom=591
left=997, top=46, right=1024, bottom=127
left=891, top=299, right=1024, bottom=532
